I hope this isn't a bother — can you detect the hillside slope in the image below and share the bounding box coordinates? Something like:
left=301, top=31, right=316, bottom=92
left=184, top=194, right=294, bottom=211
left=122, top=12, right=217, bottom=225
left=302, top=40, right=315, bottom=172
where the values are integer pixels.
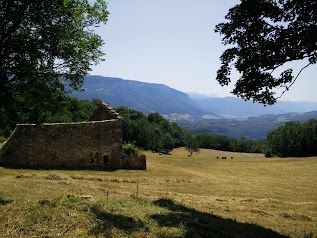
left=71, top=76, right=209, bottom=116
left=72, top=75, right=317, bottom=118
left=70, top=75, right=317, bottom=139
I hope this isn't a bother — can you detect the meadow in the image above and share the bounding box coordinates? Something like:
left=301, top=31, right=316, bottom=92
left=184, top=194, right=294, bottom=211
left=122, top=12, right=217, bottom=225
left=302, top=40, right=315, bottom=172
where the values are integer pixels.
left=0, top=147, right=316, bottom=237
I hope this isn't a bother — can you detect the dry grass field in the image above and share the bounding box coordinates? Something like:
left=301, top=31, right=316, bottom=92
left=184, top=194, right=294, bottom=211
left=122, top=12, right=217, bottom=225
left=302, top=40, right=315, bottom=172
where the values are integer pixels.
left=0, top=147, right=316, bottom=237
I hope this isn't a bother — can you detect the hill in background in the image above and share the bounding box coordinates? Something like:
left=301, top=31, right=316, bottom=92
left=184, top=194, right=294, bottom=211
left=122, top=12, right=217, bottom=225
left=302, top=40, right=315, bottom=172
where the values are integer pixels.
left=72, top=75, right=317, bottom=119
left=71, top=76, right=209, bottom=116
left=70, top=75, right=317, bottom=139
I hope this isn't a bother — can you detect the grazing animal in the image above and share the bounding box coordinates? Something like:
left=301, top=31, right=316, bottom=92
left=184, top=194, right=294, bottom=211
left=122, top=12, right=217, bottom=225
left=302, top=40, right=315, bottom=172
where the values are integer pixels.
left=216, top=156, right=219, bottom=159
left=231, top=156, right=233, bottom=159
left=222, top=157, right=227, bottom=160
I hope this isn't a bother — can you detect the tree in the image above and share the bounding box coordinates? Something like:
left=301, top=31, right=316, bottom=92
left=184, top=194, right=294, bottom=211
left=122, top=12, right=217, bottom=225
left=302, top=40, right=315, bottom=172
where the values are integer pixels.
left=147, top=112, right=166, bottom=124
left=45, top=97, right=96, bottom=123
left=161, top=132, right=174, bottom=154
left=185, top=135, right=199, bottom=157
left=215, top=0, right=317, bottom=104
left=0, top=0, right=108, bottom=127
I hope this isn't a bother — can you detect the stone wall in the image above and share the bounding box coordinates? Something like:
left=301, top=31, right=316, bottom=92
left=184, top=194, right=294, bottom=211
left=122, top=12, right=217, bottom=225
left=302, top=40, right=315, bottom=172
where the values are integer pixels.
left=122, top=155, right=146, bottom=170
left=0, top=102, right=146, bottom=170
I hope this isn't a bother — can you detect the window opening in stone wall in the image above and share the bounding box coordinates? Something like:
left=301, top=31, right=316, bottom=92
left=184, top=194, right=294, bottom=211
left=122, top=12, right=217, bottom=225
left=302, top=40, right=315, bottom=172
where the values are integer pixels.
left=103, top=155, right=109, bottom=164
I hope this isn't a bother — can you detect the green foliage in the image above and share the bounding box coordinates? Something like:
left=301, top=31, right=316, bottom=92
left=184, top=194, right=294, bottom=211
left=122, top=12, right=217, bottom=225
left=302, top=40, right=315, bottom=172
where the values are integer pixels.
left=147, top=112, right=166, bottom=124
left=0, top=96, right=96, bottom=137
left=116, top=106, right=264, bottom=154
left=115, top=107, right=187, bottom=152
left=0, top=126, right=11, bottom=138
left=216, top=0, right=317, bottom=104
left=45, top=97, right=96, bottom=123
left=161, top=132, right=174, bottom=154
left=265, top=150, right=274, bottom=158
left=266, top=119, right=317, bottom=157
left=122, top=143, right=139, bottom=156
left=92, top=98, right=103, bottom=106
left=195, top=133, right=262, bottom=153
left=0, top=0, right=109, bottom=127
left=0, top=136, right=6, bottom=143
left=185, top=135, right=199, bottom=156
left=119, top=108, right=266, bottom=155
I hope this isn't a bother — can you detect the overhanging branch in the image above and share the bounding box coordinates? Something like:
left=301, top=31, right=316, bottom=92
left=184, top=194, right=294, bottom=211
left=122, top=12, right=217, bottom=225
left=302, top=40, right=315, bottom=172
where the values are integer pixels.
left=276, top=62, right=312, bottom=100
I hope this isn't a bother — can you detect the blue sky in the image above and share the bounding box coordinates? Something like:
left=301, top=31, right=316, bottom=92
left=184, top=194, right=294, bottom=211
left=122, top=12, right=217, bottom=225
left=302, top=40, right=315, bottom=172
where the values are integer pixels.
left=90, top=0, right=317, bottom=103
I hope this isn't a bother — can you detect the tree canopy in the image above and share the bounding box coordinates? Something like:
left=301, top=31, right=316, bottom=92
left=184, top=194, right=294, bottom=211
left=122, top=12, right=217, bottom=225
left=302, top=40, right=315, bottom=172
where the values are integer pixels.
left=265, top=119, right=317, bottom=157
left=114, top=106, right=188, bottom=153
left=0, top=0, right=108, bottom=127
left=215, top=0, right=317, bottom=104
left=185, top=135, right=199, bottom=157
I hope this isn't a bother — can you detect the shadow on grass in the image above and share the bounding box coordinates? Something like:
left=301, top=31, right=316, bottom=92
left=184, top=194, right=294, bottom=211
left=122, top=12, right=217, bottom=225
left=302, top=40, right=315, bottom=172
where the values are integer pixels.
left=89, top=205, right=146, bottom=236
left=0, top=199, right=14, bottom=205
left=151, top=198, right=288, bottom=238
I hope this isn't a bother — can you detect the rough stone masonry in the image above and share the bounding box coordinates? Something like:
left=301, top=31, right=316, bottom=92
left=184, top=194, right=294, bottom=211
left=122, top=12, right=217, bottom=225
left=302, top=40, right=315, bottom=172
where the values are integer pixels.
left=0, top=102, right=146, bottom=170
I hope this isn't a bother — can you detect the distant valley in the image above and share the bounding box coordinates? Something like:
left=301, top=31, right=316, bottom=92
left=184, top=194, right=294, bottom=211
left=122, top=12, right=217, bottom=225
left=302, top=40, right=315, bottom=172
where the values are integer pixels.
left=177, top=111, right=317, bottom=139
left=71, top=75, right=317, bottom=139
left=189, top=94, right=317, bottom=118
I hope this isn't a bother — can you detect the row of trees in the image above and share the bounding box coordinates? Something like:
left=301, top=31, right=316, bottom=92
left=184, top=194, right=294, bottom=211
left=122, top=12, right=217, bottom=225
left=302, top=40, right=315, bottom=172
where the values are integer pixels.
left=266, top=119, right=317, bottom=157
left=195, top=134, right=263, bottom=153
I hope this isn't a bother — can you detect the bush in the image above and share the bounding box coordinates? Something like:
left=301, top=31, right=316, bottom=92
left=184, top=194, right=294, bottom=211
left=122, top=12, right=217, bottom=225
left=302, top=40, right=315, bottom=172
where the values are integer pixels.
left=0, top=126, right=11, bottom=138
left=0, top=136, right=6, bottom=143
left=265, top=150, right=273, bottom=158
left=123, top=143, right=139, bottom=156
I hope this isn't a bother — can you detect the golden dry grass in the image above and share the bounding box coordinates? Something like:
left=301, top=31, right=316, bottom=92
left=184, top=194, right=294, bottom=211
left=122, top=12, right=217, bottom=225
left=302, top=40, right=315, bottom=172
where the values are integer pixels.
left=0, top=147, right=316, bottom=237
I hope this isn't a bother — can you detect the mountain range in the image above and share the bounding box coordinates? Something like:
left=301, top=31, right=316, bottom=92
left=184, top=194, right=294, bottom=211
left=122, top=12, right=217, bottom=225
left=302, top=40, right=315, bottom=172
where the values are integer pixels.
left=70, top=76, right=206, bottom=116
left=71, top=75, right=317, bottom=118
left=70, top=75, right=317, bottom=139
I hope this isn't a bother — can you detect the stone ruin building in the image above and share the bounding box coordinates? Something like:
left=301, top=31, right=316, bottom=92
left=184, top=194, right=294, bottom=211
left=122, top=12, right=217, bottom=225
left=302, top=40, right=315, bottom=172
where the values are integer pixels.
left=0, top=102, right=146, bottom=170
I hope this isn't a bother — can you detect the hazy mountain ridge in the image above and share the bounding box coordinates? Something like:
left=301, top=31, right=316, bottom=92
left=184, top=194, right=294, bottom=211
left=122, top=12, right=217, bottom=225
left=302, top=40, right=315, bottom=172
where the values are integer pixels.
left=70, top=75, right=317, bottom=139
left=71, top=76, right=210, bottom=116
left=189, top=96, right=317, bottom=117
left=72, top=75, right=317, bottom=118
